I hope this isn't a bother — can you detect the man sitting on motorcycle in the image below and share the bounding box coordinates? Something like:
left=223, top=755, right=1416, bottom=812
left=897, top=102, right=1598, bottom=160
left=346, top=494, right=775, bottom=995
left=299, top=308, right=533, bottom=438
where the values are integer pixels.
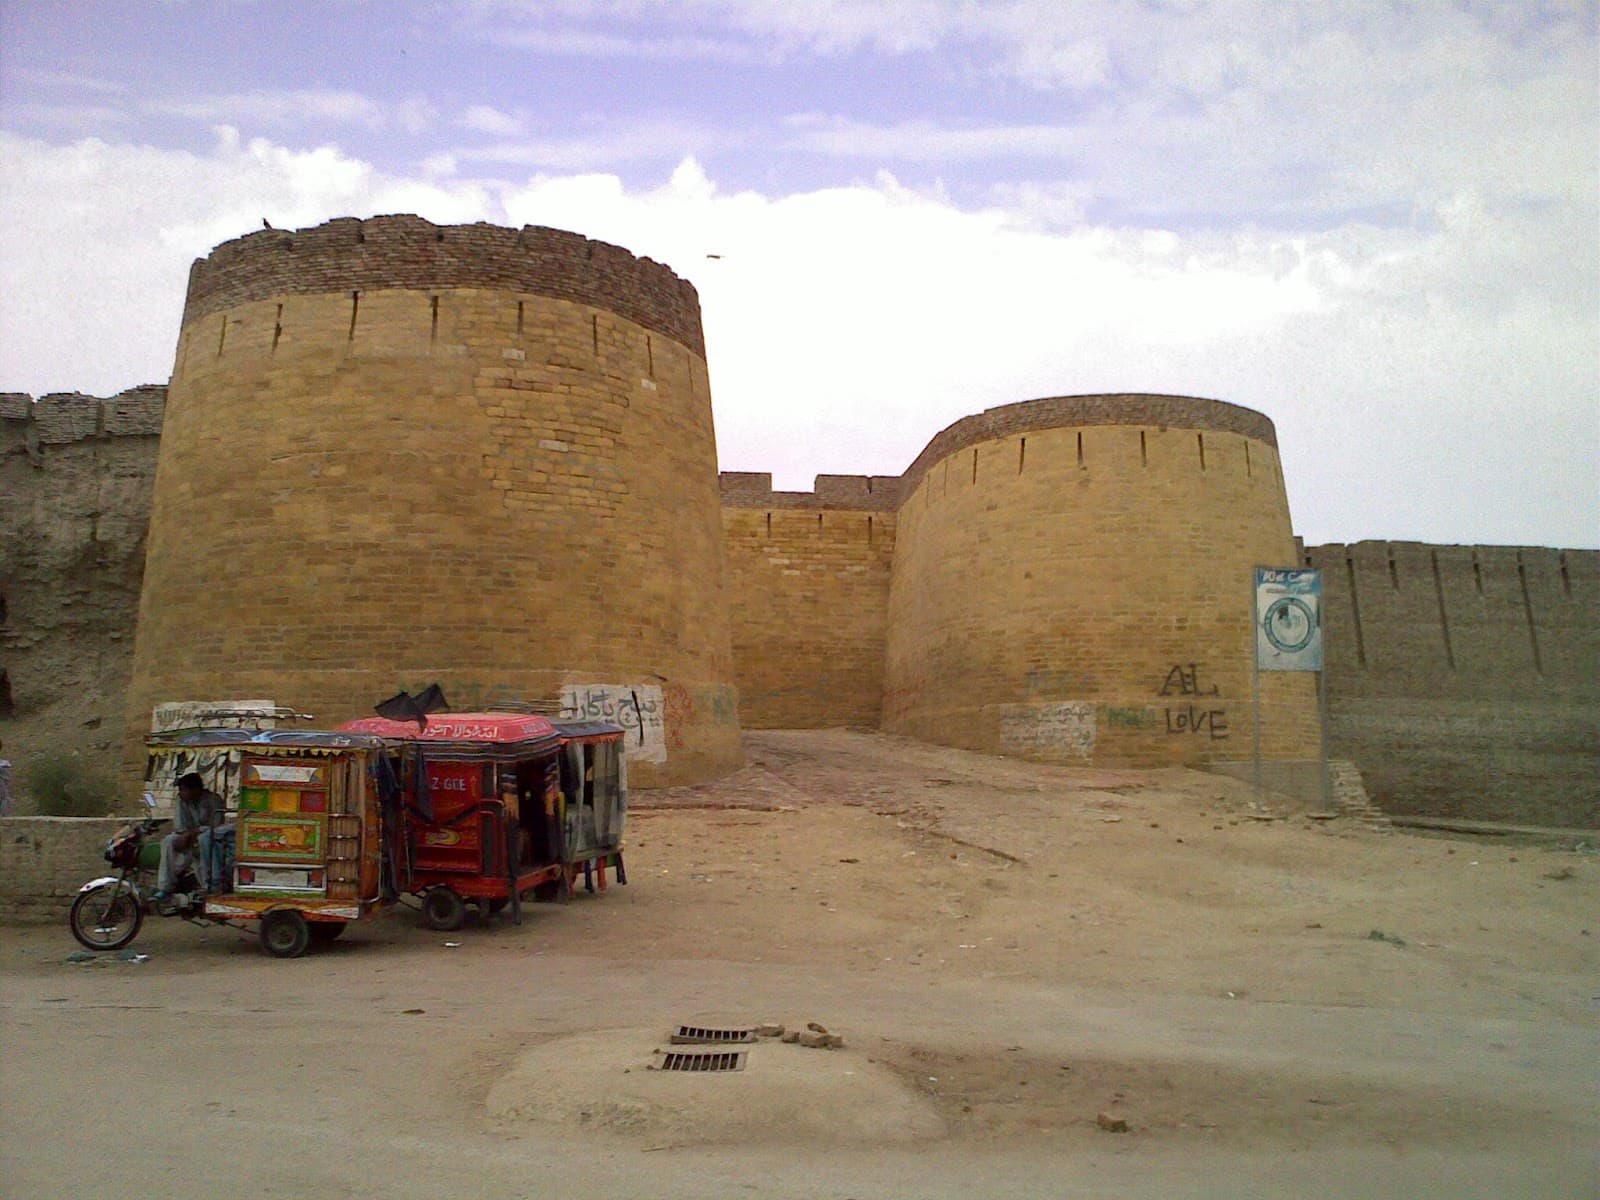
left=153, top=772, right=224, bottom=903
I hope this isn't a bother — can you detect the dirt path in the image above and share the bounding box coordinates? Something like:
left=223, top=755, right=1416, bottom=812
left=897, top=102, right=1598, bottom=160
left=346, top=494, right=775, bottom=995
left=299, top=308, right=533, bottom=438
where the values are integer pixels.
left=3, top=730, right=1595, bottom=1198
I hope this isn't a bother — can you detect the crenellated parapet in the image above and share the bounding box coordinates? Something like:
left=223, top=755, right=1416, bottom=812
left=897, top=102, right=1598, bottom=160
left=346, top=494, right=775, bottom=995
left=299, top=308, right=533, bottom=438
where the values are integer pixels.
left=1, top=386, right=166, bottom=449
left=182, top=216, right=705, bottom=357
left=719, top=471, right=902, bottom=511
left=900, top=393, right=1278, bottom=491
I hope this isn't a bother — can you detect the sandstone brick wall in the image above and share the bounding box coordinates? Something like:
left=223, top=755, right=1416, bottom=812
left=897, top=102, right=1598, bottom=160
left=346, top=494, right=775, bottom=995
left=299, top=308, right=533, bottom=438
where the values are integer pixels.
left=883, top=401, right=1320, bottom=767
left=1305, top=541, right=1599, bottom=826
left=4, top=225, right=1595, bottom=828
left=0, top=817, right=130, bottom=920
left=721, top=473, right=897, bottom=727
left=125, top=219, right=740, bottom=788
left=183, top=216, right=706, bottom=356
left=1, top=389, right=165, bottom=793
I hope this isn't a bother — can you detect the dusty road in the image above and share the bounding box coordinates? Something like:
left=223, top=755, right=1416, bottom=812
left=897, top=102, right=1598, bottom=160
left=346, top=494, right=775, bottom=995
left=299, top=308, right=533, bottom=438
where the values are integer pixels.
left=3, top=730, right=1596, bottom=1198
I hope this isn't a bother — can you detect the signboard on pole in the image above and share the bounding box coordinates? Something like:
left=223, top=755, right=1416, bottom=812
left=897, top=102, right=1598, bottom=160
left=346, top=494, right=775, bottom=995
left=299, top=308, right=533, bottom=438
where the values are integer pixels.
left=1254, top=567, right=1322, bottom=672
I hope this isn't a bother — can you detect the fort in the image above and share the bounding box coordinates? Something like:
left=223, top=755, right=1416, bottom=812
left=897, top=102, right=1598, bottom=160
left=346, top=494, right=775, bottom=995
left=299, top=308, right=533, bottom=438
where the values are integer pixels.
left=2, top=217, right=1596, bottom=824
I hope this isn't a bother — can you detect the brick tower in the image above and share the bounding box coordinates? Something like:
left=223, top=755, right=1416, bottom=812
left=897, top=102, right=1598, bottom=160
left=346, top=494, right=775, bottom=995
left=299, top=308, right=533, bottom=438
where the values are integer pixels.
left=881, top=394, right=1321, bottom=766
left=125, top=216, right=741, bottom=786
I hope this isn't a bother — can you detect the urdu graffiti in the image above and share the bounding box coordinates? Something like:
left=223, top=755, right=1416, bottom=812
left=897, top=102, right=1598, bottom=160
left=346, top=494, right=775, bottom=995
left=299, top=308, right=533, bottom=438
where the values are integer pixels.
left=145, top=699, right=276, bottom=812
left=558, top=683, right=667, bottom=764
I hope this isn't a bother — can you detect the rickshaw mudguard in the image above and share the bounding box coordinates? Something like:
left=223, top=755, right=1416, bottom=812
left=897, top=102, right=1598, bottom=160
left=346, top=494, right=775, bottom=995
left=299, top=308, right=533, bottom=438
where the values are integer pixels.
left=78, top=876, right=140, bottom=900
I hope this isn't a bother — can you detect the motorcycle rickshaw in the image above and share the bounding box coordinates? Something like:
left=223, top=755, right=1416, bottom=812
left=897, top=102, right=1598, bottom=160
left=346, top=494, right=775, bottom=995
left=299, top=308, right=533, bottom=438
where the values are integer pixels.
left=338, top=712, right=627, bottom=930
left=70, top=727, right=397, bottom=958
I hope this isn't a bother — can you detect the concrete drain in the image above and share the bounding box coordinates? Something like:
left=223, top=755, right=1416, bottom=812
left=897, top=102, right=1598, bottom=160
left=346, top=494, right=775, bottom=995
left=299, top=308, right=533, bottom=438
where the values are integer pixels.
left=653, top=1049, right=748, bottom=1073
left=670, top=1025, right=757, bottom=1045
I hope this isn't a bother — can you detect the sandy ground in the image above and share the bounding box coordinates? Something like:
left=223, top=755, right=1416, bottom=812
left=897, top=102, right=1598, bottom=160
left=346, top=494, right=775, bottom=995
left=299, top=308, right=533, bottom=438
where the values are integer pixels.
left=2, top=729, right=1596, bottom=1199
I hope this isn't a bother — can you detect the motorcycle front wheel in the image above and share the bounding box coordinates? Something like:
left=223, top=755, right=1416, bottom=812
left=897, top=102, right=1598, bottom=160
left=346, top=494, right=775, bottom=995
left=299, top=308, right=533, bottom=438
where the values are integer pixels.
left=69, top=881, right=143, bottom=951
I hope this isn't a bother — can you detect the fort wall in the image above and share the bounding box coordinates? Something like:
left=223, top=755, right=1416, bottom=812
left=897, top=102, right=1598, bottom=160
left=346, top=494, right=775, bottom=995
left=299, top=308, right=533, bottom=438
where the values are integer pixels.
left=0, top=388, right=166, bottom=785
left=1305, top=541, right=1599, bottom=826
left=720, top=473, right=899, bottom=728
left=123, top=218, right=740, bottom=788
left=882, top=396, right=1320, bottom=766
left=3, top=219, right=1594, bottom=824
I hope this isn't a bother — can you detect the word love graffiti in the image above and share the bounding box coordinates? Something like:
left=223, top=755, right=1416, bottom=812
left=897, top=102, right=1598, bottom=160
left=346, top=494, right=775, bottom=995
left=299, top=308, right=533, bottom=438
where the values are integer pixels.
left=1157, top=664, right=1228, bottom=740
left=1164, top=704, right=1230, bottom=740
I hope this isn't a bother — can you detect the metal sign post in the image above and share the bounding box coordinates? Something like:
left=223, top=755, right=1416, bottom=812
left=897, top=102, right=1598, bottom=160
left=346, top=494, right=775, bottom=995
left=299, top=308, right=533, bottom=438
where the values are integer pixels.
left=1252, top=567, right=1325, bottom=807
left=1251, top=582, right=1262, bottom=803
left=1318, top=659, right=1331, bottom=810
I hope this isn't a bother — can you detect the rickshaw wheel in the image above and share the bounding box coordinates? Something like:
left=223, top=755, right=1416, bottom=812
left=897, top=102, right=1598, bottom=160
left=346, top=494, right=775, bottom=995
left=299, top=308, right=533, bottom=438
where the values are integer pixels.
left=259, top=909, right=311, bottom=958
left=308, top=920, right=347, bottom=945
left=421, top=887, right=467, bottom=932
left=69, top=882, right=142, bottom=951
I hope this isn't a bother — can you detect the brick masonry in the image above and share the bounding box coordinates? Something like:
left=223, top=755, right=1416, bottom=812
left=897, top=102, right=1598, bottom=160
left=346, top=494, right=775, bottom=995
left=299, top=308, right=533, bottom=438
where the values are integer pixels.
left=1, top=217, right=1594, bottom=827
left=721, top=474, right=898, bottom=727
left=183, top=216, right=706, bottom=357
left=124, top=218, right=740, bottom=788
left=1305, top=541, right=1599, bottom=826
left=882, top=408, right=1320, bottom=767
left=0, top=817, right=129, bottom=920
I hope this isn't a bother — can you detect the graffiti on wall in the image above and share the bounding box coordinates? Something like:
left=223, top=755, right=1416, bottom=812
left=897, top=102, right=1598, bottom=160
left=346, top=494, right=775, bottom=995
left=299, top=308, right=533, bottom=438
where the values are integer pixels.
left=1101, top=706, right=1155, bottom=729
left=1156, top=666, right=1228, bottom=740
left=146, top=699, right=277, bottom=812
left=999, top=701, right=1097, bottom=759
left=662, top=683, right=693, bottom=751
left=559, top=683, right=667, bottom=763
left=1159, top=664, right=1219, bottom=697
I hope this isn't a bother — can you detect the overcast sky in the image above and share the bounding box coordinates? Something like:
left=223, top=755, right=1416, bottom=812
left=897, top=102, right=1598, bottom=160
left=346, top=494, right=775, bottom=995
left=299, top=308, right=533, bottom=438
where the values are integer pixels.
left=1, top=1, right=1595, bottom=548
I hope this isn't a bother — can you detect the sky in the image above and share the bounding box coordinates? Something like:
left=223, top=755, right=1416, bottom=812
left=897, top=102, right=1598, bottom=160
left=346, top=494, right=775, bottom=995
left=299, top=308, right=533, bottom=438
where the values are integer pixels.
left=0, top=0, right=1595, bottom=549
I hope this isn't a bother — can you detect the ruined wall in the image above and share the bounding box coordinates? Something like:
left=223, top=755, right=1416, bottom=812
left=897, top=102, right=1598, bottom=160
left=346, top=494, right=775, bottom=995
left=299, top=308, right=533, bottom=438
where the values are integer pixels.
left=720, top=472, right=899, bottom=728
left=1305, top=541, right=1600, bottom=826
left=0, top=389, right=164, bottom=797
left=125, top=217, right=740, bottom=788
left=882, top=395, right=1321, bottom=767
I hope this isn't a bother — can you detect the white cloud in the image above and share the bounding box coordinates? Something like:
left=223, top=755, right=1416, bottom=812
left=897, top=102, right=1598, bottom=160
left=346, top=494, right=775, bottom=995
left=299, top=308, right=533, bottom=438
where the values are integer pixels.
left=0, top=136, right=1592, bottom=548
left=456, top=0, right=942, bottom=57
left=459, top=105, right=524, bottom=136
left=782, top=113, right=1085, bottom=162
left=145, top=89, right=439, bottom=133
left=3, top=102, right=133, bottom=135
left=479, top=23, right=756, bottom=60
left=455, top=2, right=1596, bottom=230
left=457, top=119, right=734, bottom=170
left=9, top=67, right=124, bottom=93
left=0, top=129, right=494, bottom=396
left=148, top=89, right=385, bottom=128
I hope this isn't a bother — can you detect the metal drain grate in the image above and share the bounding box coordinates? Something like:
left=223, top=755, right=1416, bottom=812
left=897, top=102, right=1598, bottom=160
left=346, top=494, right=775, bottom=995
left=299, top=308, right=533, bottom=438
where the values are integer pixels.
left=670, top=1025, right=757, bottom=1045
left=653, top=1050, right=748, bottom=1073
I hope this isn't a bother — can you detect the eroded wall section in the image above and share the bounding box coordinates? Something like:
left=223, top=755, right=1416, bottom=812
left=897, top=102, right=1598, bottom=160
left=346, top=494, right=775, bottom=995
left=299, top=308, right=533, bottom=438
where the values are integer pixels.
left=0, top=389, right=164, bottom=792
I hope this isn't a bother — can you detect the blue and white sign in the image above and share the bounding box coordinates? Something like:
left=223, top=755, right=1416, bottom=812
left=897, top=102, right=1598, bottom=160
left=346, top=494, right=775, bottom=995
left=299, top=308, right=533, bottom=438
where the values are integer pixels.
left=1255, top=568, right=1323, bottom=671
